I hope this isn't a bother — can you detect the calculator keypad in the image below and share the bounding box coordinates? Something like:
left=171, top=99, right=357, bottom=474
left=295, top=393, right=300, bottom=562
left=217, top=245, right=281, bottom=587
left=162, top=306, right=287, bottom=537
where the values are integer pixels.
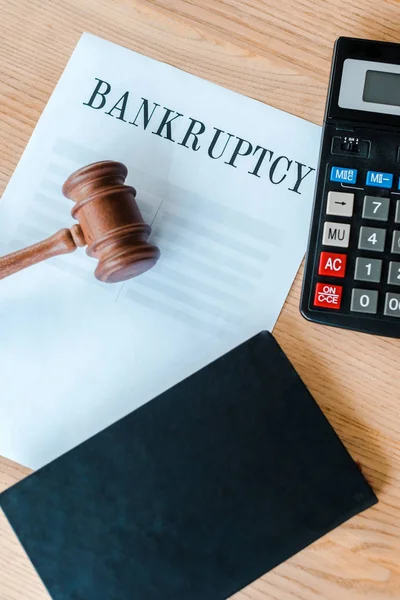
left=354, top=257, right=382, bottom=283
left=392, top=231, right=400, bottom=254
left=366, top=171, right=393, bottom=188
left=311, top=159, right=400, bottom=325
left=384, top=293, right=400, bottom=318
left=314, top=283, right=343, bottom=309
left=358, top=226, right=386, bottom=252
left=362, top=196, right=390, bottom=221
left=318, top=252, right=347, bottom=277
left=395, top=201, right=400, bottom=224
left=330, top=166, right=357, bottom=184
left=388, top=262, right=400, bottom=285
left=326, top=191, right=354, bottom=217
left=350, top=289, right=379, bottom=314
left=322, top=222, right=351, bottom=248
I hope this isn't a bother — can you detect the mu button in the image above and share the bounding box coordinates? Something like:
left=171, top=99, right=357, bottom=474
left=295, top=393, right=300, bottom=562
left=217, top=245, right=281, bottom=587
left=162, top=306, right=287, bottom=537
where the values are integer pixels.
left=322, top=221, right=351, bottom=248
left=318, top=252, right=347, bottom=278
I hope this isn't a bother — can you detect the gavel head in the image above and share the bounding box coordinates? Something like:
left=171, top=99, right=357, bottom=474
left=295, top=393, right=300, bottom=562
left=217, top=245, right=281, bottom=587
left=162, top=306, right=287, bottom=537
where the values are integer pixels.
left=62, top=161, right=160, bottom=283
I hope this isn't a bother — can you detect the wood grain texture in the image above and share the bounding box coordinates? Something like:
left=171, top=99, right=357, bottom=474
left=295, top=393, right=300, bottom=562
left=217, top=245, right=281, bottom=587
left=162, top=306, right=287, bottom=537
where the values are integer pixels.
left=0, top=227, right=82, bottom=280
left=62, top=160, right=161, bottom=282
left=0, top=1, right=399, bottom=599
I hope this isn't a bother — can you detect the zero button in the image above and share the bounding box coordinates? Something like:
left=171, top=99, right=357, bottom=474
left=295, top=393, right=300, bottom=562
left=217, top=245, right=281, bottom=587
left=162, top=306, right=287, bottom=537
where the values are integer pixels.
left=384, top=293, right=400, bottom=318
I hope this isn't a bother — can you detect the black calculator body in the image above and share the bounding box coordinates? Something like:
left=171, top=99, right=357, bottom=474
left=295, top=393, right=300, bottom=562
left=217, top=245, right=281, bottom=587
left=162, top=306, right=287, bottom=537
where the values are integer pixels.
left=301, top=37, right=400, bottom=338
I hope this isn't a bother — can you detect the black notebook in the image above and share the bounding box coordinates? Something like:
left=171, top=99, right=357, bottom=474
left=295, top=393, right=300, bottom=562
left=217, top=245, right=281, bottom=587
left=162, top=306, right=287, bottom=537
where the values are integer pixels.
left=1, top=332, right=377, bottom=600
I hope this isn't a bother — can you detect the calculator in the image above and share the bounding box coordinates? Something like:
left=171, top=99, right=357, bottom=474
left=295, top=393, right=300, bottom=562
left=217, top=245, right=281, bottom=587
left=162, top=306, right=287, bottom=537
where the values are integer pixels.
left=300, top=37, right=400, bottom=338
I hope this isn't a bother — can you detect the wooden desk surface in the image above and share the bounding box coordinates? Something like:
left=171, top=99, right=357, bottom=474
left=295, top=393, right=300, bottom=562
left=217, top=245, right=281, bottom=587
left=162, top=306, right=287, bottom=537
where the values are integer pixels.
left=1, top=1, right=399, bottom=598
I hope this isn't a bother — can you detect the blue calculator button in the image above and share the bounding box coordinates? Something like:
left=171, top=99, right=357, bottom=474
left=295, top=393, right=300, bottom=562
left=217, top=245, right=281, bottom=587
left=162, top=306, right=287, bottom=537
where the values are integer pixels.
left=366, top=171, right=393, bottom=188
left=330, top=166, right=358, bottom=184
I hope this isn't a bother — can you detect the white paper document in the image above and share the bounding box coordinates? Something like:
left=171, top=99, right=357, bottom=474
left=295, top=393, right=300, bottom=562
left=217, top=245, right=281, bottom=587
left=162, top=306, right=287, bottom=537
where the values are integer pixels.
left=0, top=34, right=320, bottom=468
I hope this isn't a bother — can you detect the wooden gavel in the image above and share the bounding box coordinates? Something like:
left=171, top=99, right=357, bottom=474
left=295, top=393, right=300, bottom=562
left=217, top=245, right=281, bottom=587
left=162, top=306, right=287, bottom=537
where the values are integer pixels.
left=0, top=161, right=160, bottom=283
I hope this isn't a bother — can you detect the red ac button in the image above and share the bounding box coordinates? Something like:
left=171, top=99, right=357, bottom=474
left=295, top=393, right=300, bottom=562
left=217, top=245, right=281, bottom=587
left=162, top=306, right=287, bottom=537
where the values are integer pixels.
left=318, top=252, right=347, bottom=278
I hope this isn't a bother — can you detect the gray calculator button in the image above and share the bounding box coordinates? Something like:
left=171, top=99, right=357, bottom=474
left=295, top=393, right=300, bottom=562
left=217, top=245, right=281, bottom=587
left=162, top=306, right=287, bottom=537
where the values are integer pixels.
left=326, top=191, right=354, bottom=217
left=395, top=201, right=400, bottom=224
left=350, top=289, right=378, bottom=314
left=354, top=257, right=382, bottom=283
left=384, top=293, right=400, bottom=318
left=392, top=230, right=400, bottom=254
left=362, top=196, right=390, bottom=221
left=322, top=222, right=351, bottom=248
left=388, top=262, right=400, bottom=286
left=358, top=226, right=386, bottom=252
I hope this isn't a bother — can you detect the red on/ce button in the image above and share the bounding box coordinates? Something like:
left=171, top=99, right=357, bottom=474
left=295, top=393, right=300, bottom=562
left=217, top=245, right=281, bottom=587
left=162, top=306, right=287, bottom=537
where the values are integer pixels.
left=318, top=252, right=347, bottom=278
left=314, top=283, right=343, bottom=310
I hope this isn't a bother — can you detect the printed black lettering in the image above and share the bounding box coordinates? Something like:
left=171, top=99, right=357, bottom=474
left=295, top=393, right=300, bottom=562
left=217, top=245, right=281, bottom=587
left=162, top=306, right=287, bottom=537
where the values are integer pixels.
left=83, top=78, right=111, bottom=110
left=105, top=91, right=130, bottom=121
left=288, top=162, right=315, bottom=194
left=153, top=108, right=184, bottom=142
left=82, top=82, right=316, bottom=194
left=178, top=118, right=206, bottom=151
left=208, top=128, right=234, bottom=159
left=225, top=136, right=253, bottom=168
left=248, top=146, right=274, bottom=178
left=130, top=98, right=160, bottom=129
left=269, top=156, right=292, bottom=184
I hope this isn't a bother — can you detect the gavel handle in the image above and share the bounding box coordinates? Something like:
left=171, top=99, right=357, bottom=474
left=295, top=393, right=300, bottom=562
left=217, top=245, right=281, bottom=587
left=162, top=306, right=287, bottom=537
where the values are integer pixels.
left=0, top=225, right=86, bottom=281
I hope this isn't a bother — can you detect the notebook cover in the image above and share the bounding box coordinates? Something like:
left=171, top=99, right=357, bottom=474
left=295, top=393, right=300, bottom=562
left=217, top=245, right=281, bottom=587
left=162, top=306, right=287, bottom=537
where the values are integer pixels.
left=0, top=332, right=377, bottom=600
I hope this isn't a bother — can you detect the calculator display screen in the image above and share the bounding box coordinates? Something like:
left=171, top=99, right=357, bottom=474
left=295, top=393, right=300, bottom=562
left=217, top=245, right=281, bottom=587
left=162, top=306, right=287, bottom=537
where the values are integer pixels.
left=363, top=70, right=400, bottom=107
left=338, top=59, right=400, bottom=117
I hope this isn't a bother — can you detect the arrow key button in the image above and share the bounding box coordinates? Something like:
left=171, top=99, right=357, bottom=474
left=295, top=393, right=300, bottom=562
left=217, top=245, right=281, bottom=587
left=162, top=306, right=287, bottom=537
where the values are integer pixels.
left=326, top=191, right=354, bottom=217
